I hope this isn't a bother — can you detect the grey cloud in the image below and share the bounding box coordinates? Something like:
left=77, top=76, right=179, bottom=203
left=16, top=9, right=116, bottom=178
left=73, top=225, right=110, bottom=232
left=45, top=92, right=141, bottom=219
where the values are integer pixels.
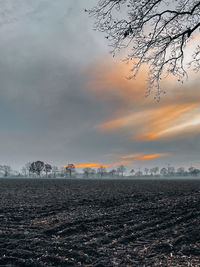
left=0, top=0, right=111, bottom=169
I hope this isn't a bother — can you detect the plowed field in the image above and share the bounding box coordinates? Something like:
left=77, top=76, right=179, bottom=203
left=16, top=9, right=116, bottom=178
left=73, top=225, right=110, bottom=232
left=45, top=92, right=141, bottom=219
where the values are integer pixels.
left=0, top=179, right=200, bottom=266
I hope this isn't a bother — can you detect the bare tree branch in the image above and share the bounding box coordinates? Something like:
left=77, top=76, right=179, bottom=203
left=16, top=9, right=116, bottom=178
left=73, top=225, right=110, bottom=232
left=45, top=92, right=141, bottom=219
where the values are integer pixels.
left=87, top=0, right=200, bottom=99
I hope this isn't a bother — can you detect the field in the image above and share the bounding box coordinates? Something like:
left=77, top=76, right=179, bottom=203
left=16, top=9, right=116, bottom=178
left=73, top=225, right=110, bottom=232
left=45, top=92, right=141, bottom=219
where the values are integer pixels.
left=0, top=178, right=200, bottom=266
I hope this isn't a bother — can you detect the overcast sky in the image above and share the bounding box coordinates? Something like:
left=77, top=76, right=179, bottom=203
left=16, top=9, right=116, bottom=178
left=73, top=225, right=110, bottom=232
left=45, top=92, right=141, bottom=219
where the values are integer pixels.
left=0, top=0, right=200, bottom=172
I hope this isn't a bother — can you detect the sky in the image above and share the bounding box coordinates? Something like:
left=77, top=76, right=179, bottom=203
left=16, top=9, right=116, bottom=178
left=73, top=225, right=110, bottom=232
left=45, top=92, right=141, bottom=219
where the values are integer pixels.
left=0, top=0, right=200, bottom=172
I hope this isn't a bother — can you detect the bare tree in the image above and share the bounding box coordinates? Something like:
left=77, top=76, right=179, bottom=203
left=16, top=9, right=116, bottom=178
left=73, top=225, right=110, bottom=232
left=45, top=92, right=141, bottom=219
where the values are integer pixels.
left=65, top=164, right=75, bottom=178
left=25, top=162, right=31, bottom=177
left=29, top=161, right=45, bottom=177
left=190, top=168, right=200, bottom=176
left=97, top=166, right=106, bottom=178
left=168, top=166, right=175, bottom=176
left=90, top=169, right=96, bottom=178
left=177, top=167, right=185, bottom=175
left=135, top=170, right=143, bottom=176
left=52, top=166, right=59, bottom=178
left=150, top=168, right=154, bottom=176
left=109, top=169, right=117, bottom=177
left=144, top=168, right=149, bottom=176
left=59, top=167, right=66, bottom=177
left=130, top=169, right=135, bottom=176
left=160, top=167, right=168, bottom=176
left=83, top=167, right=92, bottom=178
left=0, top=165, right=11, bottom=177
left=44, top=164, right=52, bottom=178
left=88, top=0, right=200, bottom=98
left=21, top=167, right=27, bottom=177
left=152, top=167, right=159, bottom=175
left=188, top=166, right=195, bottom=175
left=117, top=165, right=126, bottom=176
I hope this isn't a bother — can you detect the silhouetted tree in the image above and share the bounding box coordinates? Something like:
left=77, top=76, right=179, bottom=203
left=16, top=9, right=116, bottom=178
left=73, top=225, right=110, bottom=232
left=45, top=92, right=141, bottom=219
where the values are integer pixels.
left=117, top=165, right=126, bottom=176
left=59, top=167, right=65, bottom=177
left=191, top=168, right=200, bottom=176
left=109, top=169, right=117, bottom=177
left=97, top=166, right=106, bottom=178
left=177, top=167, right=185, bottom=176
left=65, top=164, right=75, bottom=178
left=21, top=167, right=27, bottom=177
left=188, top=166, right=200, bottom=176
left=30, top=161, right=45, bottom=177
left=52, top=166, right=59, bottom=178
left=44, top=164, right=52, bottom=178
left=90, top=169, right=96, bottom=178
left=25, top=162, right=31, bottom=177
left=0, top=165, right=11, bottom=177
left=160, top=167, right=168, bottom=176
left=188, top=166, right=195, bottom=174
left=152, top=167, right=159, bottom=176
left=150, top=168, right=154, bottom=176
left=135, top=170, right=143, bottom=177
left=168, top=166, right=175, bottom=176
left=83, top=167, right=92, bottom=178
left=130, top=169, right=135, bottom=176
left=88, top=0, right=200, bottom=98
left=144, top=168, right=149, bottom=176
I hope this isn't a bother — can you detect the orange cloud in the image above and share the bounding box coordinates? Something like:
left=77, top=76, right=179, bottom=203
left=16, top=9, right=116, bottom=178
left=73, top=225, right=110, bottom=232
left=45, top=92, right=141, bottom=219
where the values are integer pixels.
left=121, top=153, right=167, bottom=161
left=88, top=59, right=150, bottom=107
left=135, top=153, right=167, bottom=161
left=88, top=57, right=200, bottom=141
left=96, top=110, right=148, bottom=132
left=137, top=103, right=199, bottom=140
left=97, top=117, right=127, bottom=131
left=75, top=163, right=109, bottom=168
left=97, top=102, right=200, bottom=140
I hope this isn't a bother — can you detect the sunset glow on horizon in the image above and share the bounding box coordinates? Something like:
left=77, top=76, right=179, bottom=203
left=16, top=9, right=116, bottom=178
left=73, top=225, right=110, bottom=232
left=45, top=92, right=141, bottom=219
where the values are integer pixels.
left=60, top=153, right=168, bottom=170
left=62, top=163, right=109, bottom=169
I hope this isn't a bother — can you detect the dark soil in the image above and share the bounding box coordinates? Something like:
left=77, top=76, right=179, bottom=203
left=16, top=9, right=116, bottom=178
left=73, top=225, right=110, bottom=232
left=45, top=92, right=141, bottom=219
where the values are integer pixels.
left=0, top=178, right=200, bottom=266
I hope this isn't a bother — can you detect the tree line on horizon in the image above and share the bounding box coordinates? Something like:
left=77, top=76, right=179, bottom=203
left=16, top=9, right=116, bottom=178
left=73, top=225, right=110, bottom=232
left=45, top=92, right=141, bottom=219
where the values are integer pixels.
left=0, top=161, right=200, bottom=178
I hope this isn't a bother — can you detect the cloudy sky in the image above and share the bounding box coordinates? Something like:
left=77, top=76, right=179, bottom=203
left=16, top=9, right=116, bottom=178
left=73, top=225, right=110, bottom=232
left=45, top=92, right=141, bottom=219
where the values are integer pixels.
left=0, top=0, right=200, bottom=172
